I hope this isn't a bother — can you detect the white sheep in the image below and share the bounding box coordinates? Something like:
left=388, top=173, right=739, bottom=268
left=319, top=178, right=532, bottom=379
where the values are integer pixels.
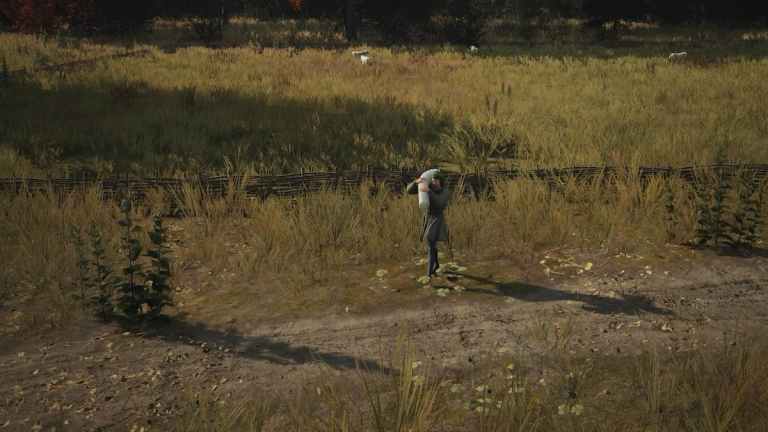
left=668, top=51, right=688, bottom=61
left=469, top=45, right=479, bottom=53
left=352, top=49, right=370, bottom=65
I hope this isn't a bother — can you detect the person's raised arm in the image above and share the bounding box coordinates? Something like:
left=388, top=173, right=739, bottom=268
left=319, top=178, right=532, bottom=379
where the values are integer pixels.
left=406, top=178, right=420, bottom=195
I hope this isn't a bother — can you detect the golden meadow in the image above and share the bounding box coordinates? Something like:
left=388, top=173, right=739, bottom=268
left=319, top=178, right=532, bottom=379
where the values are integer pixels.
left=2, top=20, right=768, bottom=176
left=2, top=21, right=768, bottom=323
left=2, top=20, right=768, bottom=432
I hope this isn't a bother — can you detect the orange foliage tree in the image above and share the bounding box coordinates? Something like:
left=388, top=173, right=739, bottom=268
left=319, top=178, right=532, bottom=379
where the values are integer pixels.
left=288, top=0, right=303, bottom=14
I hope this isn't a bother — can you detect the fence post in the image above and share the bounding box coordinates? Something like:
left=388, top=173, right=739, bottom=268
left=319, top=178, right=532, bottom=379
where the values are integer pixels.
left=300, top=167, right=305, bottom=194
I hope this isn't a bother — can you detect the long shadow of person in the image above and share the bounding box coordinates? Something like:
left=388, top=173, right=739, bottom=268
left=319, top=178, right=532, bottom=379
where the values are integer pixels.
left=444, top=272, right=673, bottom=316
left=115, top=313, right=395, bottom=375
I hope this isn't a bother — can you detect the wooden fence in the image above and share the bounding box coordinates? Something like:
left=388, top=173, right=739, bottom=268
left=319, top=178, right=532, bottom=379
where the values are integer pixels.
left=7, top=49, right=154, bottom=78
left=5, top=41, right=255, bottom=79
left=2, top=164, right=767, bottom=204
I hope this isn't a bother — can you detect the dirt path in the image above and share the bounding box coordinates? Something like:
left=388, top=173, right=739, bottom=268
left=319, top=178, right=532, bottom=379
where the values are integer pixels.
left=2, top=253, right=767, bottom=431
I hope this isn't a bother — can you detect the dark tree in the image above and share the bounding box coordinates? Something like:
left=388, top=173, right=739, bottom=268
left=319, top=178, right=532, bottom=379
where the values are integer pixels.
left=344, top=0, right=360, bottom=41
left=445, top=0, right=489, bottom=45
left=0, top=0, right=153, bottom=34
left=582, top=0, right=647, bottom=26
left=70, top=0, right=155, bottom=34
left=0, top=0, right=66, bottom=33
left=363, top=0, right=446, bottom=42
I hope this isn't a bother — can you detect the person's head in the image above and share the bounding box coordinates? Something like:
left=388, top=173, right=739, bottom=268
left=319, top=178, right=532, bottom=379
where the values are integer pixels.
left=430, top=173, right=445, bottom=191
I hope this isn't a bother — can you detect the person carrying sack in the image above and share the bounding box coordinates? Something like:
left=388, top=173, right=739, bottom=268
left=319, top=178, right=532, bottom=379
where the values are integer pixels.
left=406, top=169, right=451, bottom=281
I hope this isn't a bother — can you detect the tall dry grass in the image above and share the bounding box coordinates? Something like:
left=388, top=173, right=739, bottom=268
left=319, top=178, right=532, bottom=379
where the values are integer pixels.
left=0, top=182, right=167, bottom=330
left=2, top=25, right=768, bottom=176
left=171, top=330, right=445, bottom=432
left=0, top=185, right=120, bottom=329
left=169, top=333, right=768, bottom=432
left=2, top=166, right=765, bottom=330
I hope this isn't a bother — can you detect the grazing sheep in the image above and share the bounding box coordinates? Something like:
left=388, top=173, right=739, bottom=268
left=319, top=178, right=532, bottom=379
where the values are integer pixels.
left=352, top=49, right=370, bottom=65
left=668, top=51, right=688, bottom=61
left=469, top=45, right=479, bottom=53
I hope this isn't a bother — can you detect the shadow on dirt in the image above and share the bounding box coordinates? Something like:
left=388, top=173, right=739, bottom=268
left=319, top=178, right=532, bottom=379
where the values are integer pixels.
left=450, top=272, right=673, bottom=316
left=707, top=246, right=768, bottom=259
left=117, top=314, right=395, bottom=374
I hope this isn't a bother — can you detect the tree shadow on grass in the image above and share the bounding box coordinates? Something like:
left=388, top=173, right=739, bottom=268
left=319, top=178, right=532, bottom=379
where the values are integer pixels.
left=472, top=39, right=768, bottom=61
left=114, top=313, right=395, bottom=374
left=81, top=17, right=768, bottom=61
left=0, top=75, right=453, bottom=177
left=447, top=272, right=673, bottom=316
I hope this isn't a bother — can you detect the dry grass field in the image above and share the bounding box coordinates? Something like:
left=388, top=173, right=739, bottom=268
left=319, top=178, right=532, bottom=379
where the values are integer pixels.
left=1, top=18, right=768, bottom=431
left=1, top=19, right=768, bottom=176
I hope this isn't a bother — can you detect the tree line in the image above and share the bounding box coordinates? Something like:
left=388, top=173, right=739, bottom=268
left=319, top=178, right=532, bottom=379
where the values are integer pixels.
left=1, top=0, right=766, bottom=40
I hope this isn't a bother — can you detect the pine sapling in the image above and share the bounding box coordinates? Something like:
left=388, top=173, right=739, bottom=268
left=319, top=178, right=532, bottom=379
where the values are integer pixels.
left=143, top=215, right=174, bottom=319
left=68, top=225, right=92, bottom=310
left=750, top=179, right=768, bottom=247
left=744, top=176, right=765, bottom=248
left=713, top=171, right=736, bottom=249
left=116, top=199, right=147, bottom=319
left=693, top=180, right=713, bottom=247
left=87, top=222, right=115, bottom=320
left=729, top=172, right=759, bottom=249
left=663, top=176, right=678, bottom=243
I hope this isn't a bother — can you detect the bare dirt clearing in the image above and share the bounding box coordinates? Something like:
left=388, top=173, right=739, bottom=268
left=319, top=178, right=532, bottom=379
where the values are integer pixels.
left=2, top=248, right=767, bottom=431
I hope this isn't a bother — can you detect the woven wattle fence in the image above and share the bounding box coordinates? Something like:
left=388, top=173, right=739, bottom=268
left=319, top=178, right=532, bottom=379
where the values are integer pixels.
left=7, top=49, right=154, bottom=78
left=1, top=164, right=767, bottom=204
left=5, top=42, right=239, bottom=79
